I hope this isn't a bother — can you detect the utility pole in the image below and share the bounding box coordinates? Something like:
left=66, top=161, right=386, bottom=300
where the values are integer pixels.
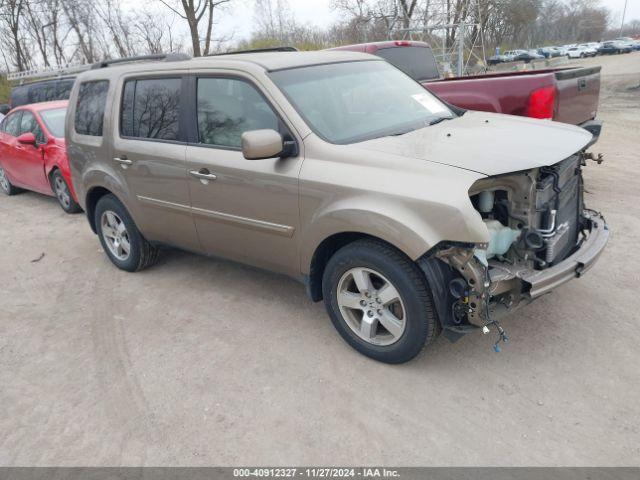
left=619, top=0, right=628, bottom=37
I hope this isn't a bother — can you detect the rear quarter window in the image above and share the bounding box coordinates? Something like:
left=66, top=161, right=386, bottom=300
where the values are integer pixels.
left=75, top=80, right=109, bottom=136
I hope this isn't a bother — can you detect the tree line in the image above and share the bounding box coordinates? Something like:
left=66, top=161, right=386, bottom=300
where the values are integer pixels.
left=0, top=0, right=637, bottom=73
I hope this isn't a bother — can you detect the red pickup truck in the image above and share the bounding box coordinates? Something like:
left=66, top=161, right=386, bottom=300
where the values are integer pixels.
left=330, top=41, right=602, bottom=136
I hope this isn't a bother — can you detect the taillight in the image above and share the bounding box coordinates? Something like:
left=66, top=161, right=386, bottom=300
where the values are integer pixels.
left=527, top=85, right=556, bottom=119
left=394, top=41, right=411, bottom=47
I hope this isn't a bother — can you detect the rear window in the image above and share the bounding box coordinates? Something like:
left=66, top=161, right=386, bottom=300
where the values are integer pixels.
left=40, top=107, right=67, bottom=138
left=75, top=80, right=109, bottom=136
left=120, top=78, right=181, bottom=141
left=375, top=46, right=439, bottom=82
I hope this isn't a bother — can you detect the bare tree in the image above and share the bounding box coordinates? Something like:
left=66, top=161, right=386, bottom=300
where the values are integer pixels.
left=95, top=0, right=138, bottom=58
left=0, top=0, right=30, bottom=70
left=62, top=0, right=106, bottom=63
left=133, top=10, right=185, bottom=54
left=156, top=0, right=232, bottom=56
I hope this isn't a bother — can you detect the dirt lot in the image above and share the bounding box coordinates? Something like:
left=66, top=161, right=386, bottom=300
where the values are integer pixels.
left=1, top=53, right=639, bottom=467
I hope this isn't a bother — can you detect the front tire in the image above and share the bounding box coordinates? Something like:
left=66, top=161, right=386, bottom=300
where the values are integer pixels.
left=95, top=194, right=159, bottom=272
left=0, top=165, right=21, bottom=196
left=51, top=170, right=82, bottom=214
left=322, top=239, right=439, bottom=364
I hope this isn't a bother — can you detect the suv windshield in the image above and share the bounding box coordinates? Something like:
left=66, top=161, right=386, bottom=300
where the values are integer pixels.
left=40, top=107, right=67, bottom=138
left=270, top=61, right=454, bottom=145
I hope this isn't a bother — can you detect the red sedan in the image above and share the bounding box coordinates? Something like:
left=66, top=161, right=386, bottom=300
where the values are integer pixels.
left=0, top=100, right=81, bottom=213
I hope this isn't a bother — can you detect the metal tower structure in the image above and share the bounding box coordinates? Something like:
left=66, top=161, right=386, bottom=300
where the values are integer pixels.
left=386, top=0, right=487, bottom=76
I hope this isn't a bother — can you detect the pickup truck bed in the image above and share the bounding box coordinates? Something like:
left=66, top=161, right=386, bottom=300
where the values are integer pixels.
left=424, top=66, right=601, bottom=126
left=330, top=41, right=601, bottom=128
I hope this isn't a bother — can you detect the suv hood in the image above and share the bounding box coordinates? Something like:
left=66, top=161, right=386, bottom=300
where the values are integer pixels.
left=353, top=111, right=592, bottom=176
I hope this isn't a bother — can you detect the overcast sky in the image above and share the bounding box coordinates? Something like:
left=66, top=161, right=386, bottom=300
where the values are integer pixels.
left=144, top=0, right=640, bottom=44
left=213, top=0, right=639, bottom=40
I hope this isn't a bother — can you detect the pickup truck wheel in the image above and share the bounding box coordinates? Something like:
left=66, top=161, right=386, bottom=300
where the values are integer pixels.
left=51, top=170, right=82, bottom=214
left=0, top=165, right=21, bottom=196
left=322, top=239, right=438, bottom=364
left=95, top=194, right=159, bottom=272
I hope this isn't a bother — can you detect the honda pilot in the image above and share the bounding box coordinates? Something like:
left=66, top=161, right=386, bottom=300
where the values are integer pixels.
left=66, top=51, right=608, bottom=363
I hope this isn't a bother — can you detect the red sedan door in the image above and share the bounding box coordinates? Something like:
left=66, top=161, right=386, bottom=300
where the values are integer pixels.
left=0, top=111, right=23, bottom=184
left=8, top=110, right=49, bottom=194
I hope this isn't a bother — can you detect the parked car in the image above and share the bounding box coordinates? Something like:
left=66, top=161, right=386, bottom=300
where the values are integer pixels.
left=66, top=51, right=608, bottom=363
left=501, top=49, right=525, bottom=61
left=331, top=41, right=603, bottom=132
left=537, top=47, right=560, bottom=58
left=551, top=46, right=568, bottom=56
left=598, top=41, right=631, bottom=54
left=577, top=43, right=599, bottom=57
left=487, top=54, right=510, bottom=65
left=613, top=38, right=639, bottom=51
left=567, top=46, right=588, bottom=58
left=0, top=100, right=81, bottom=213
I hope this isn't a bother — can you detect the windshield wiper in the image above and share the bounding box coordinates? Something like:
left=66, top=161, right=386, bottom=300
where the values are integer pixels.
left=428, top=116, right=453, bottom=126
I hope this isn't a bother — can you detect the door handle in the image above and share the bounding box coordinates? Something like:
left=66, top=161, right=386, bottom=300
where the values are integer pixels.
left=189, top=169, right=217, bottom=182
left=113, top=156, right=133, bottom=166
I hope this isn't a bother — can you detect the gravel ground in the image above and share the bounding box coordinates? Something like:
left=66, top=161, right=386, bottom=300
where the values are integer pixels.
left=1, top=53, right=639, bottom=467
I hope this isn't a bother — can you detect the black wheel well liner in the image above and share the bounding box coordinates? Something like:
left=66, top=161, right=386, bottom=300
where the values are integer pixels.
left=85, top=186, right=113, bottom=233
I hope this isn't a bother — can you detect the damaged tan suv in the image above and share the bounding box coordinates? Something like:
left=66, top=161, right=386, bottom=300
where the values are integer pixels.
left=66, top=51, right=609, bottom=363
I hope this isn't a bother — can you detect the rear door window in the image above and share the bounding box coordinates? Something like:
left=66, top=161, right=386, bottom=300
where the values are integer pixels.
left=120, top=78, right=181, bottom=141
left=1, top=112, right=22, bottom=137
left=375, top=46, right=440, bottom=81
left=75, top=80, right=109, bottom=136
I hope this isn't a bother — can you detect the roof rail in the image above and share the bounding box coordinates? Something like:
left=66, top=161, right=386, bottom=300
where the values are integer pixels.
left=6, top=63, right=92, bottom=82
left=5, top=53, right=191, bottom=83
left=91, top=53, right=191, bottom=69
left=209, top=46, right=298, bottom=56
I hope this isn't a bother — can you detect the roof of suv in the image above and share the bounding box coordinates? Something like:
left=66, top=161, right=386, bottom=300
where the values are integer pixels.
left=77, top=51, right=378, bottom=80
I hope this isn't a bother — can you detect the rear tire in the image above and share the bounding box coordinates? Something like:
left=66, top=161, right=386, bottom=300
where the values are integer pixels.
left=51, top=170, right=82, bottom=214
left=322, top=239, right=439, bottom=364
left=95, top=194, right=159, bottom=272
left=0, top=165, right=21, bottom=196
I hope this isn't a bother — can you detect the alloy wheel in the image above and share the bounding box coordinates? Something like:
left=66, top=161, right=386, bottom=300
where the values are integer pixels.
left=54, top=176, right=71, bottom=209
left=101, top=210, right=131, bottom=261
left=336, top=267, right=406, bottom=346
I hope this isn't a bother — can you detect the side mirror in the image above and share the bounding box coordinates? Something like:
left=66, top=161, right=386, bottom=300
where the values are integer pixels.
left=17, top=132, right=37, bottom=146
left=241, top=129, right=286, bottom=160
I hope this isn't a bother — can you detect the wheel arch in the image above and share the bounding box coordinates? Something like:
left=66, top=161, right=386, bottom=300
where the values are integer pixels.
left=85, top=186, right=115, bottom=233
left=305, top=227, right=432, bottom=302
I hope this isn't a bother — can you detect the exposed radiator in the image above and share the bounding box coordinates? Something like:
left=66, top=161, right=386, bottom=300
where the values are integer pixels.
left=536, top=156, right=583, bottom=265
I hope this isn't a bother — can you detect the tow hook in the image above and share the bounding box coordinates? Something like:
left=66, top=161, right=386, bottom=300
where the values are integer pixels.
left=584, top=152, right=604, bottom=164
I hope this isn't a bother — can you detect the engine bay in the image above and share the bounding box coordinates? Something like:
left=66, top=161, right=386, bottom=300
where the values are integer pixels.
left=419, top=152, right=607, bottom=348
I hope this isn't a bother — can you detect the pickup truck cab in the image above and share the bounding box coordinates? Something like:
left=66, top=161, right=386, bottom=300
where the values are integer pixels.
left=67, top=51, right=608, bottom=363
left=330, top=41, right=602, bottom=136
